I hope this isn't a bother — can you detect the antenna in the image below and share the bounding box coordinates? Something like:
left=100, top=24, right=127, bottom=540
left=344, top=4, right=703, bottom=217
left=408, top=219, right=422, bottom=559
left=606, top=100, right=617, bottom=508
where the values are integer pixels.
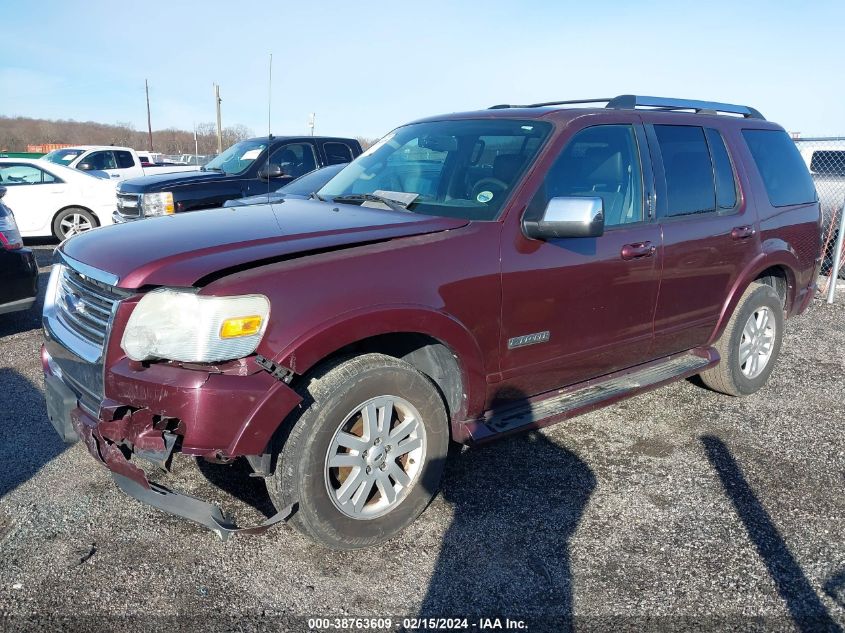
left=145, top=79, right=154, bottom=152
left=267, top=53, right=273, bottom=140
left=267, top=53, right=273, bottom=203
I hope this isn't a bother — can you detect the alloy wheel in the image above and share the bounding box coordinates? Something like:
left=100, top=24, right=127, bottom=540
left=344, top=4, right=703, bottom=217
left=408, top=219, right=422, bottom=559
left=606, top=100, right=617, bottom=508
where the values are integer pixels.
left=325, top=395, right=427, bottom=520
left=739, top=306, right=775, bottom=379
left=60, top=213, right=94, bottom=238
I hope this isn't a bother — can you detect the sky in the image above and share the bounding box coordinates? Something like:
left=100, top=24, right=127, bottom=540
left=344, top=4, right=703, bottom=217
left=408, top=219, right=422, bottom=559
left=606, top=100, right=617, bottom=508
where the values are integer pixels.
left=2, top=0, right=844, bottom=140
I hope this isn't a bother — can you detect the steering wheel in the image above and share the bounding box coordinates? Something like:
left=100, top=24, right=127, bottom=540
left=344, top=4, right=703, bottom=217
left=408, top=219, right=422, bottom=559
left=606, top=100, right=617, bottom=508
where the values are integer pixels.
left=471, top=177, right=509, bottom=203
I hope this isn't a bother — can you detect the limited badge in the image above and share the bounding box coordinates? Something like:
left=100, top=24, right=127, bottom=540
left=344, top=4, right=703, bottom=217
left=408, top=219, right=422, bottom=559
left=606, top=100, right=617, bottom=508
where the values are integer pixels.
left=476, top=190, right=494, bottom=203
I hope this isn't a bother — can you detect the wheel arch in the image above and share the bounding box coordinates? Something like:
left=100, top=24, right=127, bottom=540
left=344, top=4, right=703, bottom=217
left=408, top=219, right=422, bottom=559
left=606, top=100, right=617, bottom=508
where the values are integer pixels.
left=52, top=205, right=100, bottom=235
left=708, top=245, right=799, bottom=345
left=270, top=306, right=488, bottom=437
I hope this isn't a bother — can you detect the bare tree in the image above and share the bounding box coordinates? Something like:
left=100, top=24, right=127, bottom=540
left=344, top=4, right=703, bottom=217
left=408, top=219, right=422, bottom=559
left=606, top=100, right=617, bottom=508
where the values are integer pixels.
left=355, top=136, right=380, bottom=151
left=0, top=115, right=255, bottom=155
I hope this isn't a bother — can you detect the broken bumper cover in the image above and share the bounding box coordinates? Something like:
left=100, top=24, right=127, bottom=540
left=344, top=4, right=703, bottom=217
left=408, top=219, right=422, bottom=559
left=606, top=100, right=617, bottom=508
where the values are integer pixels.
left=69, top=406, right=295, bottom=540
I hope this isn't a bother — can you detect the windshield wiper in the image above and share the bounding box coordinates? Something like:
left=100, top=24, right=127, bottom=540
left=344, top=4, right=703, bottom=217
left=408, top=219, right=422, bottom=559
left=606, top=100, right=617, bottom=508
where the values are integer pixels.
left=309, top=191, right=325, bottom=202
left=331, top=193, right=411, bottom=212
left=202, top=166, right=225, bottom=173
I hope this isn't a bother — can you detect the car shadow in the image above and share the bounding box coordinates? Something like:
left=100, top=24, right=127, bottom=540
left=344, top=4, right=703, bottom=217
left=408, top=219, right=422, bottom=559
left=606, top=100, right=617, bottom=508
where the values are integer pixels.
left=701, top=436, right=842, bottom=632
left=417, top=388, right=596, bottom=630
left=0, top=369, right=67, bottom=499
left=195, top=457, right=278, bottom=519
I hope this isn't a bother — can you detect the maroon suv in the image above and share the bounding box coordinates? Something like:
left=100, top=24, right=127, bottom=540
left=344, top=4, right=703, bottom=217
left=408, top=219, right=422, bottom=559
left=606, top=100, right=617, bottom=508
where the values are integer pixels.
left=42, top=95, right=821, bottom=549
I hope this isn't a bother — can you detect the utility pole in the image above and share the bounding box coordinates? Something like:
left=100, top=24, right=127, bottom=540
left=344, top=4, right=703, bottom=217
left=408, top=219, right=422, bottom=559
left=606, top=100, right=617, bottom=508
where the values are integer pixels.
left=214, top=83, right=223, bottom=154
left=145, top=79, right=153, bottom=151
left=308, top=112, right=316, bottom=136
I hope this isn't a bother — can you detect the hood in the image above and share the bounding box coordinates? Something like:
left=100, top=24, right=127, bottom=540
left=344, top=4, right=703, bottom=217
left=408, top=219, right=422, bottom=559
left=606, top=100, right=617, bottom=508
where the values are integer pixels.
left=60, top=199, right=468, bottom=289
left=119, top=170, right=227, bottom=191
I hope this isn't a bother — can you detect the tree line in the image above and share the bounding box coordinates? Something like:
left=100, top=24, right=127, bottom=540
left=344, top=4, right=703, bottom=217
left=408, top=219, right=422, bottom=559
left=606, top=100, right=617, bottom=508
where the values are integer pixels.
left=0, top=115, right=379, bottom=155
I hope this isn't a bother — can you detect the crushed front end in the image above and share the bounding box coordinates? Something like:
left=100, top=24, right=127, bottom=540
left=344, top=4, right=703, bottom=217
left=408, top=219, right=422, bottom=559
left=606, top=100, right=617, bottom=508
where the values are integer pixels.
left=41, top=253, right=300, bottom=539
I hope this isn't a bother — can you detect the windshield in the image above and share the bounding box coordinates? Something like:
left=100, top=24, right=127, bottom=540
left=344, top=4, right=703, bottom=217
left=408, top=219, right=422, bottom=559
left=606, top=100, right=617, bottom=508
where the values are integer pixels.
left=318, top=119, right=551, bottom=220
left=203, top=139, right=267, bottom=175
left=43, top=148, right=85, bottom=165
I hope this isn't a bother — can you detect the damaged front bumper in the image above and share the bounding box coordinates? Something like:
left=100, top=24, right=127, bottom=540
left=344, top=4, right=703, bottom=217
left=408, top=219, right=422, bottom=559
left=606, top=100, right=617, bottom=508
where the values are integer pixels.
left=43, top=347, right=300, bottom=541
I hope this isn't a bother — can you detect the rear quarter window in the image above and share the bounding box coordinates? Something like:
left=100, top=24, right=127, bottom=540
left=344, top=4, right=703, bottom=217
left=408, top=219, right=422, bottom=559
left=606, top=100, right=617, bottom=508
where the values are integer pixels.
left=742, top=129, right=817, bottom=207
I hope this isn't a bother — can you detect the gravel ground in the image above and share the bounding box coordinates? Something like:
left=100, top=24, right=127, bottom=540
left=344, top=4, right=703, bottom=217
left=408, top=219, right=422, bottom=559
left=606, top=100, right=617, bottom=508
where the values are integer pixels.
left=0, top=244, right=843, bottom=632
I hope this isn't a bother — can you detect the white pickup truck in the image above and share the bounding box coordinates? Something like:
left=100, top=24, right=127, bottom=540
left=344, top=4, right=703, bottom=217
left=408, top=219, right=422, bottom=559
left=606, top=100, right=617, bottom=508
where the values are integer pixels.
left=42, top=146, right=200, bottom=182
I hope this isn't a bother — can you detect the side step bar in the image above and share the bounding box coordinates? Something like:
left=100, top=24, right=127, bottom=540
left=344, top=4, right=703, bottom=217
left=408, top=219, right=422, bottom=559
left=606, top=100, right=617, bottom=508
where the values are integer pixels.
left=463, top=349, right=718, bottom=442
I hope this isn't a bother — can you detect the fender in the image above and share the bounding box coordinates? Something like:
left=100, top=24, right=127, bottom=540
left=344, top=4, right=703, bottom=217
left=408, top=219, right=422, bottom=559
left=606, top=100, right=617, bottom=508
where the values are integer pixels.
left=708, top=240, right=800, bottom=345
left=271, top=303, right=489, bottom=422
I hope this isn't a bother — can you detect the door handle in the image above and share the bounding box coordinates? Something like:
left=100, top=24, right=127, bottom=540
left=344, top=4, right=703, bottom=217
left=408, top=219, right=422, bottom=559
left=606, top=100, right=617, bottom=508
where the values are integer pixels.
left=111, top=174, right=121, bottom=178
left=731, top=225, right=755, bottom=240
left=621, top=241, right=656, bottom=260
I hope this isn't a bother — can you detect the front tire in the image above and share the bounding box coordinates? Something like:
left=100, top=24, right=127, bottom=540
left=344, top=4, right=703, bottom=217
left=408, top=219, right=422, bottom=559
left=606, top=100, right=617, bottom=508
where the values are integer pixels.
left=267, top=353, right=450, bottom=550
left=52, top=207, right=97, bottom=241
left=700, top=282, right=784, bottom=396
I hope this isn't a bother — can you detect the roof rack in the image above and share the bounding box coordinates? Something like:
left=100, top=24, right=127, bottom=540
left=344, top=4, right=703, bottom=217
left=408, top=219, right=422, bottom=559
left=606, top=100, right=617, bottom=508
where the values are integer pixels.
left=488, top=95, right=765, bottom=120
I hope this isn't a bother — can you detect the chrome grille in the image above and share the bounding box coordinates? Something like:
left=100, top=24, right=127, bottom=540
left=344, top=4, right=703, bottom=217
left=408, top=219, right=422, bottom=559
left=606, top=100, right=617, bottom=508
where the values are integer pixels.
left=56, top=267, right=128, bottom=349
left=116, top=192, right=142, bottom=218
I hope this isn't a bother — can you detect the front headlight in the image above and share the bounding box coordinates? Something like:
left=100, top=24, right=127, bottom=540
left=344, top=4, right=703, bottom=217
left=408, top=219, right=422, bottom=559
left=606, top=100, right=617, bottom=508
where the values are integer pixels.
left=141, top=192, right=175, bottom=216
left=121, top=289, right=270, bottom=362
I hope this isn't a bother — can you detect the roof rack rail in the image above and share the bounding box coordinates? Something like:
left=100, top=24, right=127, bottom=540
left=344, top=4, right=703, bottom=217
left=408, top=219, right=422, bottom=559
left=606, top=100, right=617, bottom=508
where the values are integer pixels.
left=489, top=98, right=615, bottom=109
left=488, top=95, right=765, bottom=120
left=606, top=95, right=765, bottom=119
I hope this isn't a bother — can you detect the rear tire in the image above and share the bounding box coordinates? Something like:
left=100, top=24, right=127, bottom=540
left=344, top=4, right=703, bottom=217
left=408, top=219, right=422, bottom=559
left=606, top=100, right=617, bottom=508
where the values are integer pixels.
left=52, top=207, right=97, bottom=241
left=267, top=353, right=449, bottom=550
left=699, top=282, right=784, bottom=396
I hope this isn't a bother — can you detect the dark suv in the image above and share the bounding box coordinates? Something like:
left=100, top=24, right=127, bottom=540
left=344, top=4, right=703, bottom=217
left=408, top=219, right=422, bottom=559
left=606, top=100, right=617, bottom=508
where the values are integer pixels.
left=41, top=95, right=821, bottom=549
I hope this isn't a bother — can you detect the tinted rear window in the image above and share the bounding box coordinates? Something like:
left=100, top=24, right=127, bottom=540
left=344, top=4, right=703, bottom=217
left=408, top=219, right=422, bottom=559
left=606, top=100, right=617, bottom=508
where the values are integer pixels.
left=324, top=142, right=354, bottom=165
left=742, top=129, right=816, bottom=207
left=115, top=150, right=135, bottom=169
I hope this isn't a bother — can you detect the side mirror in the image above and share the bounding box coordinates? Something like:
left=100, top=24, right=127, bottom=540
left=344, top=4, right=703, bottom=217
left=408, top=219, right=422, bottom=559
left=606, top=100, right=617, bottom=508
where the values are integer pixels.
left=77, top=162, right=94, bottom=171
left=258, top=163, right=285, bottom=180
left=523, top=196, right=604, bottom=240
left=0, top=186, right=6, bottom=199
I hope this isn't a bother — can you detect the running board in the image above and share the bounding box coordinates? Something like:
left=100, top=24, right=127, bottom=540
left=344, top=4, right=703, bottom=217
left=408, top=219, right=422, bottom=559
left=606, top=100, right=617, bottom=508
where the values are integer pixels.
left=463, top=349, right=718, bottom=442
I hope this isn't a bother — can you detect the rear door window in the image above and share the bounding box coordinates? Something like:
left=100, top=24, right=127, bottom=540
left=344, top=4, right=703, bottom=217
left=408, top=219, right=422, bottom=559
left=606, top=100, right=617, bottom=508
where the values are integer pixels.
left=324, top=142, right=354, bottom=165
left=115, top=150, right=136, bottom=169
left=654, top=125, right=716, bottom=216
left=742, top=129, right=816, bottom=207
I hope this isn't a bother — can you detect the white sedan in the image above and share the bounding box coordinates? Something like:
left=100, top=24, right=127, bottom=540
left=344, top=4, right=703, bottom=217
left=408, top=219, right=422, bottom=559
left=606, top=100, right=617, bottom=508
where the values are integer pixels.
left=0, top=158, right=117, bottom=240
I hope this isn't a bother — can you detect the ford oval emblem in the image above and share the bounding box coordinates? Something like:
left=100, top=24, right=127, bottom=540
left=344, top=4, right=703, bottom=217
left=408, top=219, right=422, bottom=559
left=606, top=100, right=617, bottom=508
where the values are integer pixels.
left=65, top=292, right=87, bottom=316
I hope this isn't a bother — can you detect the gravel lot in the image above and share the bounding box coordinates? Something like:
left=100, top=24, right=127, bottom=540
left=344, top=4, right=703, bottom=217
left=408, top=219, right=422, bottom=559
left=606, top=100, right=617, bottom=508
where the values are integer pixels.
left=1, top=244, right=843, bottom=632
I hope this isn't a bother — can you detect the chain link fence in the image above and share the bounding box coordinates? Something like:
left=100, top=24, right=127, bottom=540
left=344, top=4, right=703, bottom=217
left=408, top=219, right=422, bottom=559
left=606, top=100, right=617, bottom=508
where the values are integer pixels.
left=794, top=137, right=845, bottom=302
